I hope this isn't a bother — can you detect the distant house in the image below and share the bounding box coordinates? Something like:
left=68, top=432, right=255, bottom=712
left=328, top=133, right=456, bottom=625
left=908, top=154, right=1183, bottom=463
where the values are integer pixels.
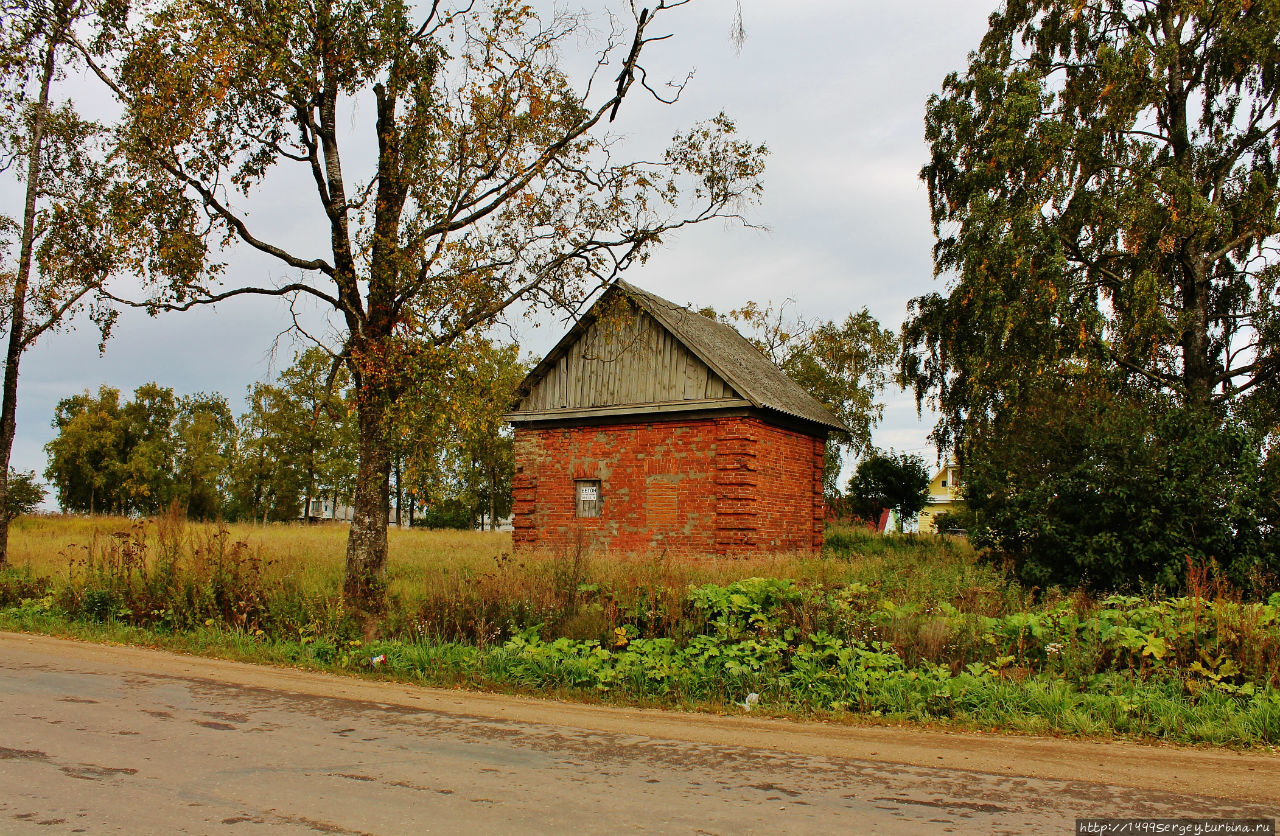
left=505, top=280, right=849, bottom=554
left=299, top=499, right=403, bottom=526
left=475, top=512, right=514, bottom=532
left=918, top=459, right=965, bottom=534
left=301, top=498, right=355, bottom=523
left=870, top=508, right=891, bottom=533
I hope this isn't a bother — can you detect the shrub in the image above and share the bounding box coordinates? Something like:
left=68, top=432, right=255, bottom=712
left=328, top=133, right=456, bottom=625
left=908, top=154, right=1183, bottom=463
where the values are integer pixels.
left=931, top=507, right=974, bottom=536
left=4, top=470, right=46, bottom=520
left=411, top=500, right=474, bottom=530
left=0, top=565, right=50, bottom=606
left=964, top=386, right=1279, bottom=596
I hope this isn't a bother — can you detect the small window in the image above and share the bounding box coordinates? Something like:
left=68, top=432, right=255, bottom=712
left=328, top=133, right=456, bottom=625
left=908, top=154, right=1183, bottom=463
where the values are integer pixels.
left=575, top=479, right=602, bottom=518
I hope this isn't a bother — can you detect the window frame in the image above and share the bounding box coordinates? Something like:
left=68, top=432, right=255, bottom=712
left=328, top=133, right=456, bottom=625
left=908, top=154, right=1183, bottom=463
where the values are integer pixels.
left=575, top=478, right=602, bottom=518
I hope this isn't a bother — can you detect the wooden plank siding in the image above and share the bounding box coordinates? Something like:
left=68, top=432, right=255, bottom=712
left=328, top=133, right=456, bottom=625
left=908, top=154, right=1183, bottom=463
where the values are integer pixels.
left=520, top=309, right=737, bottom=412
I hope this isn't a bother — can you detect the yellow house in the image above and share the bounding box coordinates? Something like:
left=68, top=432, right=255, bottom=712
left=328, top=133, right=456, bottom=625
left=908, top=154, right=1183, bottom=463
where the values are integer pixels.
left=918, top=459, right=965, bottom=534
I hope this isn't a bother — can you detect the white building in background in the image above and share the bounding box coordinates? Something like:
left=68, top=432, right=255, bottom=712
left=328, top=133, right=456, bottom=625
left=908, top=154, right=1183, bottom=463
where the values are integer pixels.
left=300, top=499, right=510, bottom=529
left=300, top=499, right=402, bottom=525
left=302, top=498, right=354, bottom=522
left=476, top=512, right=514, bottom=532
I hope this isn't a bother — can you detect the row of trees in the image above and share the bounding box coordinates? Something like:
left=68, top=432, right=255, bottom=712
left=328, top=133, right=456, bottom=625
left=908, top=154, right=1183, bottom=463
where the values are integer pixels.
left=45, top=384, right=235, bottom=518
left=43, top=342, right=524, bottom=528
left=40, top=302, right=906, bottom=527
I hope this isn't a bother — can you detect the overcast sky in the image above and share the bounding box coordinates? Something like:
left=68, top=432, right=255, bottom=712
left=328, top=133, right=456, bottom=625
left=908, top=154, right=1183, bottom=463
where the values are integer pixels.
left=4, top=0, right=997, bottom=496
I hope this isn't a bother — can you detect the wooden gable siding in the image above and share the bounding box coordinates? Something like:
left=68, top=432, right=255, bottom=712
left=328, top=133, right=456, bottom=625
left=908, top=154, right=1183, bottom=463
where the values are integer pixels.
left=521, top=309, right=737, bottom=411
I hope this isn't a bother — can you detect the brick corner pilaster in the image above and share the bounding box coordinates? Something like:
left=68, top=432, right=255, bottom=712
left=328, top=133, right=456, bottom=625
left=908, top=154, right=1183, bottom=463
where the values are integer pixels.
left=714, top=416, right=760, bottom=551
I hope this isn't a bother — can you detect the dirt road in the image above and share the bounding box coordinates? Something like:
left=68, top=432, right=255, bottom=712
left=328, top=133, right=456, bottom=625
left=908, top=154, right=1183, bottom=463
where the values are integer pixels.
left=1, top=631, right=1276, bottom=834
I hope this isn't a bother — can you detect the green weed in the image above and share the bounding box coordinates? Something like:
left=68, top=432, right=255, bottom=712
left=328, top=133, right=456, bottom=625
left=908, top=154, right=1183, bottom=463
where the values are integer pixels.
left=5, top=516, right=1280, bottom=747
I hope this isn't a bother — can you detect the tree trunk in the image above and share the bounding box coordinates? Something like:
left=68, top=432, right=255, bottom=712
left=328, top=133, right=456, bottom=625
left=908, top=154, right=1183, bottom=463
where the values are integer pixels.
left=0, top=33, right=57, bottom=567
left=304, top=436, right=316, bottom=524
left=1181, top=258, right=1214, bottom=407
left=251, top=433, right=267, bottom=523
left=488, top=464, right=496, bottom=531
left=0, top=35, right=57, bottom=563
left=1162, top=21, right=1215, bottom=408
left=343, top=397, right=392, bottom=612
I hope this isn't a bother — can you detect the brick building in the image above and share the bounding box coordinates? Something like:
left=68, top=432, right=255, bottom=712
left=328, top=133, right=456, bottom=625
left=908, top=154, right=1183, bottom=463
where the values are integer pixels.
left=506, top=281, right=847, bottom=554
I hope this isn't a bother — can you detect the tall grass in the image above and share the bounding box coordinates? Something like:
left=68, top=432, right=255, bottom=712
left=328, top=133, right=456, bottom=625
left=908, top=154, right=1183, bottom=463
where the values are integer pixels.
left=4, top=516, right=1009, bottom=645
left=8, top=511, right=508, bottom=601
left=8, top=514, right=1275, bottom=684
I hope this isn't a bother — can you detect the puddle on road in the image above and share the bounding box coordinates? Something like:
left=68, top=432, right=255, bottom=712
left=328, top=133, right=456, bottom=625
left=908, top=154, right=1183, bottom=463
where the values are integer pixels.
left=0, top=746, right=138, bottom=784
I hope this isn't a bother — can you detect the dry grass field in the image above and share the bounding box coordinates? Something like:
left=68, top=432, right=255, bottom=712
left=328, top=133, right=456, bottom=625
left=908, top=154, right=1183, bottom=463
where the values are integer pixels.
left=8, top=513, right=510, bottom=600
left=3, top=511, right=1011, bottom=646
left=5, top=512, right=997, bottom=611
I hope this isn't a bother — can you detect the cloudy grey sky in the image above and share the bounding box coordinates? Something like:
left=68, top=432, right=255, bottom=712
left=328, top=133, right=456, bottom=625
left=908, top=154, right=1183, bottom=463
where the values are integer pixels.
left=6, top=0, right=996, bottom=494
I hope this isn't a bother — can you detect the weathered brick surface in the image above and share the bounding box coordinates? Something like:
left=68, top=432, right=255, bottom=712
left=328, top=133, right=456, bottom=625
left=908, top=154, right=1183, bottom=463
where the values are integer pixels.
left=512, top=415, right=824, bottom=554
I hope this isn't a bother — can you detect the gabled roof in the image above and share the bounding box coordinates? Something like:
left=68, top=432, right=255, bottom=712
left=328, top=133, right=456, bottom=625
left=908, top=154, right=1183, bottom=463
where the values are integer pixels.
left=511, top=280, right=849, bottom=434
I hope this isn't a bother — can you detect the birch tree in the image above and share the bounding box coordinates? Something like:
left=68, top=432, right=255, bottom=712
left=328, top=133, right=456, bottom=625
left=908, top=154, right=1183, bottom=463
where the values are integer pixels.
left=0, top=0, right=203, bottom=562
left=903, top=0, right=1280, bottom=450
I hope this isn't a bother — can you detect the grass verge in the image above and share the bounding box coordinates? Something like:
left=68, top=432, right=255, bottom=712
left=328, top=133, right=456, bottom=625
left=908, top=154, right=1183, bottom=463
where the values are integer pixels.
left=3, top=514, right=1278, bottom=749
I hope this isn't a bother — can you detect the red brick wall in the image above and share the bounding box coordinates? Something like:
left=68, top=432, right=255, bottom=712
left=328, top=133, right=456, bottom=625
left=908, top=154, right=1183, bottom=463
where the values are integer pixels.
left=753, top=421, right=827, bottom=552
left=512, top=414, right=824, bottom=554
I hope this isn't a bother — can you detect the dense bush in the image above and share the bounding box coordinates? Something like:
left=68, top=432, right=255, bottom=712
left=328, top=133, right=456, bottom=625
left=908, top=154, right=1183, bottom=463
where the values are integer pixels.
left=4, top=471, right=46, bottom=520
left=931, top=507, right=974, bottom=535
left=963, top=386, right=1280, bottom=596
left=410, top=500, right=475, bottom=530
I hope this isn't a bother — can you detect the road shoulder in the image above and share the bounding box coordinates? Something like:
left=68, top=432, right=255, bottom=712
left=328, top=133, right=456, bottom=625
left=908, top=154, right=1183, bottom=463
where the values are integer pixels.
left=3, top=629, right=1276, bottom=806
